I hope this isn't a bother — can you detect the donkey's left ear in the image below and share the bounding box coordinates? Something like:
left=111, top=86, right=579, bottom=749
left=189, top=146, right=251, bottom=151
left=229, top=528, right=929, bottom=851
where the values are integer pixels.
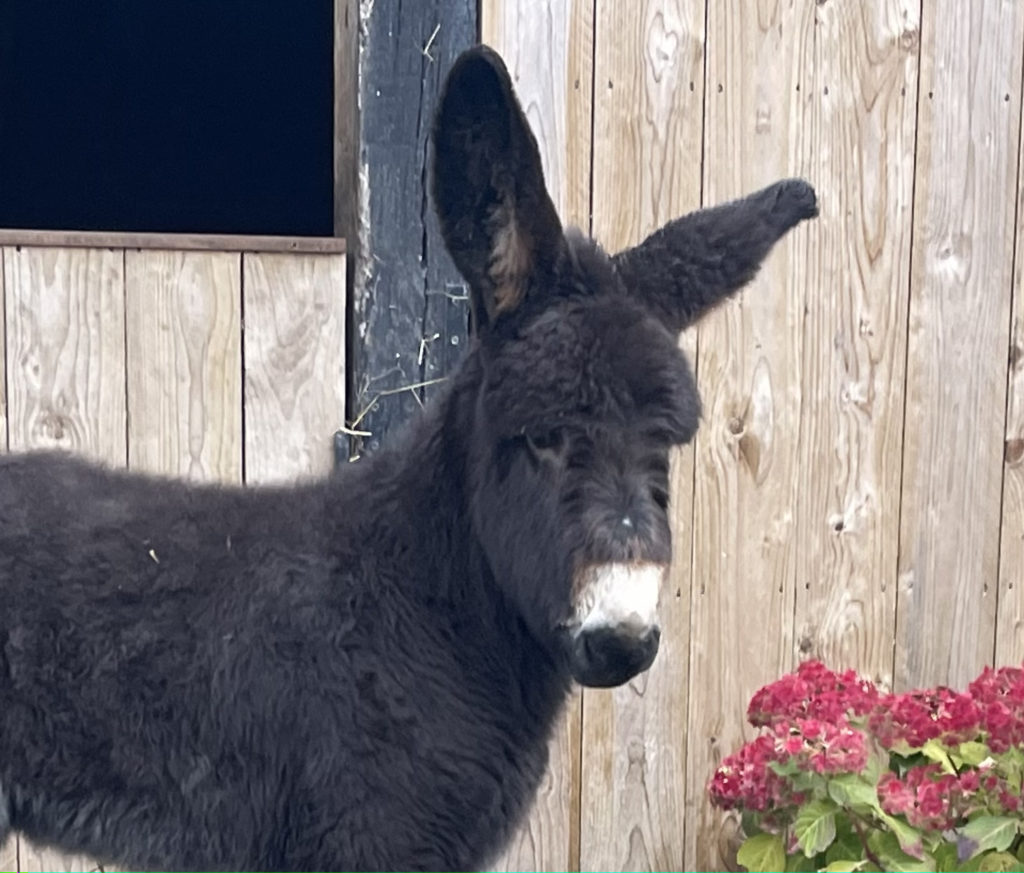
left=432, top=45, right=564, bottom=332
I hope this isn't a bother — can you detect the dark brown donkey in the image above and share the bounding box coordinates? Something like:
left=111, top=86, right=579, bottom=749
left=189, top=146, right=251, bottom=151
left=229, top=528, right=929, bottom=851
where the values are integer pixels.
left=0, top=46, right=817, bottom=871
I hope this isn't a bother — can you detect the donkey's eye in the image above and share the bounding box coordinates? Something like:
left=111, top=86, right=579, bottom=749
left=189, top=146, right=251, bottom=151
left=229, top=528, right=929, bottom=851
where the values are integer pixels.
left=650, top=486, right=670, bottom=511
left=524, top=430, right=566, bottom=465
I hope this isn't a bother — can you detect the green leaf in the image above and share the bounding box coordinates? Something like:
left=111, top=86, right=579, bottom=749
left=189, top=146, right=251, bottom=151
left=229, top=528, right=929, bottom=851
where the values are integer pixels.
left=934, top=843, right=960, bottom=872
left=821, top=862, right=868, bottom=872
left=741, top=810, right=764, bottom=838
left=922, top=739, right=958, bottom=775
left=955, top=741, right=991, bottom=767
left=877, top=811, right=925, bottom=858
left=736, top=833, right=786, bottom=873
left=825, top=827, right=864, bottom=866
left=869, top=832, right=934, bottom=872
left=769, top=758, right=802, bottom=777
left=958, top=816, right=1020, bottom=857
left=794, top=798, right=838, bottom=856
left=973, top=851, right=1024, bottom=872
left=785, top=853, right=820, bottom=872
left=827, top=774, right=881, bottom=811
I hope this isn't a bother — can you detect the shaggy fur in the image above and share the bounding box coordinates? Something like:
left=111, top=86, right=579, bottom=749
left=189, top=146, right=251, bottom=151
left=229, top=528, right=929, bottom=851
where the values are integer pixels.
left=0, top=46, right=817, bottom=871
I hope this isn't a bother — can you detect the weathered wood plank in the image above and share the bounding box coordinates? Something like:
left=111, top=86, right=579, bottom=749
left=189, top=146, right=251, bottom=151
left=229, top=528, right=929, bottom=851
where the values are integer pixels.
left=333, top=0, right=358, bottom=243
left=480, top=2, right=593, bottom=869
left=0, top=252, right=5, bottom=453
left=792, top=2, right=920, bottom=686
left=997, top=88, right=1024, bottom=667
left=3, top=245, right=125, bottom=873
left=347, top=0, right=475, bottom=457
left=242, top=253, right=346, bottom=483
left=3, top=247, right=126, bottom=463
left=896, top=0, right=1024, bottom=690
left=580, top=1, right=704, bottom=870
left=687, top=3, right=813, bottom=868
left=0, top=231, right=344, bottom=254
left=124, top=250, right=242, bottom=482
left=0, top=252, right=12, bottom=873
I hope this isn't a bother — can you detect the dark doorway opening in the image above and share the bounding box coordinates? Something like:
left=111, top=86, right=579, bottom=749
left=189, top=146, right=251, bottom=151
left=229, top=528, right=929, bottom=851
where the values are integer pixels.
left=0, top=0, right=334, bottom=236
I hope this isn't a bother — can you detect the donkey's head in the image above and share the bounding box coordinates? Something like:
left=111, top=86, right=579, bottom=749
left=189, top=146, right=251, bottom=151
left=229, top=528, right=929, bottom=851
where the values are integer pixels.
left=432, top=46, right=817, bottom=688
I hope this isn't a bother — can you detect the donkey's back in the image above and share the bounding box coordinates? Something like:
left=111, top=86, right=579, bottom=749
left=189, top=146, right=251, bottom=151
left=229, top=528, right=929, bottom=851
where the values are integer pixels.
left=0, top=451, right=345, bottom=868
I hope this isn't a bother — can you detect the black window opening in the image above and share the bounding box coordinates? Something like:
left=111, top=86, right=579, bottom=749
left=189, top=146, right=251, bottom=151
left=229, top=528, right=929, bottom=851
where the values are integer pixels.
left=0, top=0, right=335, bottom=237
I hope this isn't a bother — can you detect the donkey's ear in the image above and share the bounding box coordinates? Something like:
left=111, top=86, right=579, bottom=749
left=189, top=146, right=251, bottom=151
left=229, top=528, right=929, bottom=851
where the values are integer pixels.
left=612, top=178, right=819, bottom=333
left=432, top=46, right=564, bottom=331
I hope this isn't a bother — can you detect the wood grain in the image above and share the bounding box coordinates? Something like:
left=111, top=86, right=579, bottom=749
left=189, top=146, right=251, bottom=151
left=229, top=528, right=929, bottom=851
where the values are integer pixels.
left=481, top=2, right=593, bottom=869
left=125, top=250, right=242, bottom=482
left=333, top=0, right=358, bottom=244
left=242, top=253, right=346, bottom=483
left=0, top=247, right=11, bottom=873
left=581, top=2, right=704, bottom=870
left=3, top=247, right=126, bottom=462
left=687, top=2, right=813, bottom=868
left=3, top=245, right=125, bottom=873
left=997, top=87, right=1024, bottom=667
left=791, top=2, right=920, bottom=687
left=0, top=230, right=344, bottom=254
left=896, top=0, right=1024, bottom=690
left=0, top=251, right=6, bottom=451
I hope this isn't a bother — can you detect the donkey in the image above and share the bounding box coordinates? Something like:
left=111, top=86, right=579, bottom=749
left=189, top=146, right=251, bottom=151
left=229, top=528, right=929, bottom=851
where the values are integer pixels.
left=0, top=46, right=816, bottom=871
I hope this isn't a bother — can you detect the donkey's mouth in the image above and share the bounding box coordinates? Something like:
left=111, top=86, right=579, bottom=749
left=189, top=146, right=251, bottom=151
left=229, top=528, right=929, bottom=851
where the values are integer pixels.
left=566, top=562, right=665, bottom=687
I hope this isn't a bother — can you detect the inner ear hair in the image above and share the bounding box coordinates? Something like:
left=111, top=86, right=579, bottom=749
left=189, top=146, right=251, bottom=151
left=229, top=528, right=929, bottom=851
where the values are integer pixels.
left=487, top=203, right=532, bottom=318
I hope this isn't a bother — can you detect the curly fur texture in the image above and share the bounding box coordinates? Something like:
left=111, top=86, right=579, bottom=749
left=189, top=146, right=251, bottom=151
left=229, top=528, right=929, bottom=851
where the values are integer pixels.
left=0, top=45, right=816, bottom=871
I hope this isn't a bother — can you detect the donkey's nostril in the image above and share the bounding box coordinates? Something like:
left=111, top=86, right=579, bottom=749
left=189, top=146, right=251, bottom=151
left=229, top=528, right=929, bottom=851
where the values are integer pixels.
left=570, top=624, right=661, bottom=688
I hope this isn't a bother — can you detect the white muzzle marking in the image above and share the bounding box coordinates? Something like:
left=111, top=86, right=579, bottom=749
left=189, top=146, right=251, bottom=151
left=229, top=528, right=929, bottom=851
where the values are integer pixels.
left=572, top=562, right=665, bottom=634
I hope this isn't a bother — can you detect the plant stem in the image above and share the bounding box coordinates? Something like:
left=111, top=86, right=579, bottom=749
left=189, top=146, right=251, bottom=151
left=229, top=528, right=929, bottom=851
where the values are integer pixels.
left=851, top=816, right=884, bottom=870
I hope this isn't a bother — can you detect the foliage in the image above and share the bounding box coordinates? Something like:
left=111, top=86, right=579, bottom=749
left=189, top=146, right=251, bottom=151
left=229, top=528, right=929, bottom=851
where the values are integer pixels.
left=708, top=660, right=1024, bottom=872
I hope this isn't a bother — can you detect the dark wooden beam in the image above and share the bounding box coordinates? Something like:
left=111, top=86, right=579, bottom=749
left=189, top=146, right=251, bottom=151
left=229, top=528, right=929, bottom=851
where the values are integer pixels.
left=341, top=0, right=476, bottom=462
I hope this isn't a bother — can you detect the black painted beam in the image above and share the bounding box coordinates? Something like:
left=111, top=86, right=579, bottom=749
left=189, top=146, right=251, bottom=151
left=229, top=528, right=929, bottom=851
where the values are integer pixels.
left=342, top=0, right=475, bottom=461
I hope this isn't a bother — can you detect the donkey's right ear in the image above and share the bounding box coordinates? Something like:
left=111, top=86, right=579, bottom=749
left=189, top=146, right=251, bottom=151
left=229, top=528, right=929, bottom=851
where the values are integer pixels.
left=431, top=46, right=564, bottom=332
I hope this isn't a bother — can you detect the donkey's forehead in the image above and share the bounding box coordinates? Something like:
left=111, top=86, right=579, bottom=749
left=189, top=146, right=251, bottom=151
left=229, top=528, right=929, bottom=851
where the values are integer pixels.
left=482, top=297, right=701, bottom=442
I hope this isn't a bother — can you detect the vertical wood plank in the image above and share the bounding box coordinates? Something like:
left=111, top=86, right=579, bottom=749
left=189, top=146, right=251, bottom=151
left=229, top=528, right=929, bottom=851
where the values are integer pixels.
left=0, top=249, right=6, bottom=453
left=242, top=253, right=346, bottom=483
left=0, top=250, right=14, bottom=873
left=3, top=247, right=126, bottom=462
left=687, top=2, right=812, bottom=868
left=997, top=86, right=1024, bottom=667
left=481, top=2, right=593, bottom=869
left=333, top=0, right=358, bottom=241
left=3, top=246, right=125, bottom=873
left=581, top=2, right=704, bottom=870
left=896, top=0, right=1024, bottom=689
left=125, top=250, right=242, bottom=482
left=792, top=2, right=920, bottom=685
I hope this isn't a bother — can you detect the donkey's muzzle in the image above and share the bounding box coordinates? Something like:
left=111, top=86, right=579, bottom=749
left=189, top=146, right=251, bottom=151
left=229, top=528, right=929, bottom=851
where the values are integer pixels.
left=570, top=624, right=661, bottom=688
left=567, top=561, right=665, bottom=687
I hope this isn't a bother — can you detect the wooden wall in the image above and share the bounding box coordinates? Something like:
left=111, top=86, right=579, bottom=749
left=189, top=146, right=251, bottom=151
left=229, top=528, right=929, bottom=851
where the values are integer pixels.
left=0, top=239, right=345, bottom=873
left=484, top=0, right=1024, bottom=870
left=1, top=0, right=1023, bottom=869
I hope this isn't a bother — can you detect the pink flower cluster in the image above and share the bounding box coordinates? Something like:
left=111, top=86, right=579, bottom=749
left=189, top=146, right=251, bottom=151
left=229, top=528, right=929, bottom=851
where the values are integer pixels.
left=877, top=765, right=970, bottom=830
left=747, top=660, right=880, bottom=728
left=709, top=660, right=1024, bottom=828
left=877, top=762, right=1020, bottom=830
